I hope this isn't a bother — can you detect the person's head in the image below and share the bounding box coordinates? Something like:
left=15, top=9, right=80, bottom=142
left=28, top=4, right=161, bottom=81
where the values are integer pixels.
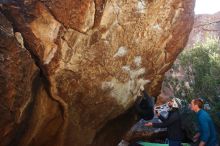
left=191, top=98, right=204, bottom=112
left=168, top=98, right=181, bottom=109
left=168, top=99, right=174, bottom=107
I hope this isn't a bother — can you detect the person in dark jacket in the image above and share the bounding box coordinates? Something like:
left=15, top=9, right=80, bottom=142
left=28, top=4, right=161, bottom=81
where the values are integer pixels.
left=191, top=98, right=218, bottom=146
left=135, top=90, right=154, bottom=121
left=145, top=98, right=184, bottom=146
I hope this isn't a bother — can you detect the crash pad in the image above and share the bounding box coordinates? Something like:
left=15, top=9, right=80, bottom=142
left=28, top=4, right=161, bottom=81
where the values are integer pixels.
left=137, top=141, right=190, bottom=146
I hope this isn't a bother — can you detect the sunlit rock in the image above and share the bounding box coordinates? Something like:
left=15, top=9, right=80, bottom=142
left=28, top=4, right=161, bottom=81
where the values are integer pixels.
left=0, top=0, right=195, bottom=145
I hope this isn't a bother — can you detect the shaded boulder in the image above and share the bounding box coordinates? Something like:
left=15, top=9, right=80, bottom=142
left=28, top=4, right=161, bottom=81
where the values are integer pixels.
left=0, top=11, right=38, bottom=146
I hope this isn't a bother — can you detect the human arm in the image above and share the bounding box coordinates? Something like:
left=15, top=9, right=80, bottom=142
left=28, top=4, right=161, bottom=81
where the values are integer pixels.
left=192, top=132, right=200, bottom=142
left=144, top=122, right=153, bottom=127
left=144, top=113, right=165, bottom=127
left=198, top=115, right=210, bottom=144
left=143, top=91, right=150, bottom=99
left=152, top=112, right=179, bottom=128
left=158, top=113, right=166, bottom=122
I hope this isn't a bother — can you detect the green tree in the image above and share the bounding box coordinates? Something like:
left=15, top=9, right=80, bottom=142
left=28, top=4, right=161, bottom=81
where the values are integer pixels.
left=164, top=37, right=220, bottom=102
left=163, top=38, right=220, bottom=140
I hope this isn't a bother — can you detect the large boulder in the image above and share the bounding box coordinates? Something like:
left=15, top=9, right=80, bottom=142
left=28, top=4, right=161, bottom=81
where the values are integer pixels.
left=0, top=0, right=195, bottom=145
left=0, top=12, right=38, bottom=145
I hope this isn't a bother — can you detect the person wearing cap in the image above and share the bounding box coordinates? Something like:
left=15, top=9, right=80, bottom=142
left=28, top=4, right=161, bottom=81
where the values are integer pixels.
left=145, top=98, right=184, bottom=146
left=191, top=98, right=218, bottom=146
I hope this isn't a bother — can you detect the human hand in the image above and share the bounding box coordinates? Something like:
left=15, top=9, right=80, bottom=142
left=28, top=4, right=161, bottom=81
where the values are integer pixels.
left=144, top=122, right=153, bottom=127
left=199, top=141, right=205, bottom=146
left=193, top=132, right=200, bottom=142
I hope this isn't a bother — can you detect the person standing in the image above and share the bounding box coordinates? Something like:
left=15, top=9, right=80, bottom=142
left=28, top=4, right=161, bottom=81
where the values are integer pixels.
left=191, top=98, right=218, bottom=146
left=145, top=98, right=184, bottom=146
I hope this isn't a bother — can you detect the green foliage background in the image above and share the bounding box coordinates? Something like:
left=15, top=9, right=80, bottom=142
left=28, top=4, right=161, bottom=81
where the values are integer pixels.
left=164, top=38, right=220, bottom=102
left=164, top=38, right=220, bottom=141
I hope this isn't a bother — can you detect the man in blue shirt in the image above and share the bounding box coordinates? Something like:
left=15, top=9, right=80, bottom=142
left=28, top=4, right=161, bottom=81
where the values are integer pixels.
left=191, top=98, right=218, bottom=146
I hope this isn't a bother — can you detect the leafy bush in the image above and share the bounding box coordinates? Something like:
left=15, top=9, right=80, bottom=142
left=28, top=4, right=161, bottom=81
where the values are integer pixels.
left=164, top=37, right=220, bottom=102
left=163, top=37, right=220, bottom=138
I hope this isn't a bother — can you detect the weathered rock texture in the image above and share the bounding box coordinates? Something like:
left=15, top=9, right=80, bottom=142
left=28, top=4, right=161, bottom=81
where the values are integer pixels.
left=0, top=12, right=38, bottom=146
left=186, top=11, right=220, bottom=48
left=0, top=0, right=195, bottom=145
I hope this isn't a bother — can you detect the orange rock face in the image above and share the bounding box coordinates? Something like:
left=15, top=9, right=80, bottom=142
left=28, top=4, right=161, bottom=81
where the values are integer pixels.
left=0, top=0, right=195, bottom=145
left=0, top=12, right=38, bottom=145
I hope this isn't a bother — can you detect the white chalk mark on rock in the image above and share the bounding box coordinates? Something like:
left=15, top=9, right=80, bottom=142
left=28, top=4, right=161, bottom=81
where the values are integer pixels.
left=113, top=46, right=128, bottom=58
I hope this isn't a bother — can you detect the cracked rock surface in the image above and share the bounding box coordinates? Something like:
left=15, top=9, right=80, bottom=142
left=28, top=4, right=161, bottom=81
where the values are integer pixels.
left=0, top=0, right=195, bottom=145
